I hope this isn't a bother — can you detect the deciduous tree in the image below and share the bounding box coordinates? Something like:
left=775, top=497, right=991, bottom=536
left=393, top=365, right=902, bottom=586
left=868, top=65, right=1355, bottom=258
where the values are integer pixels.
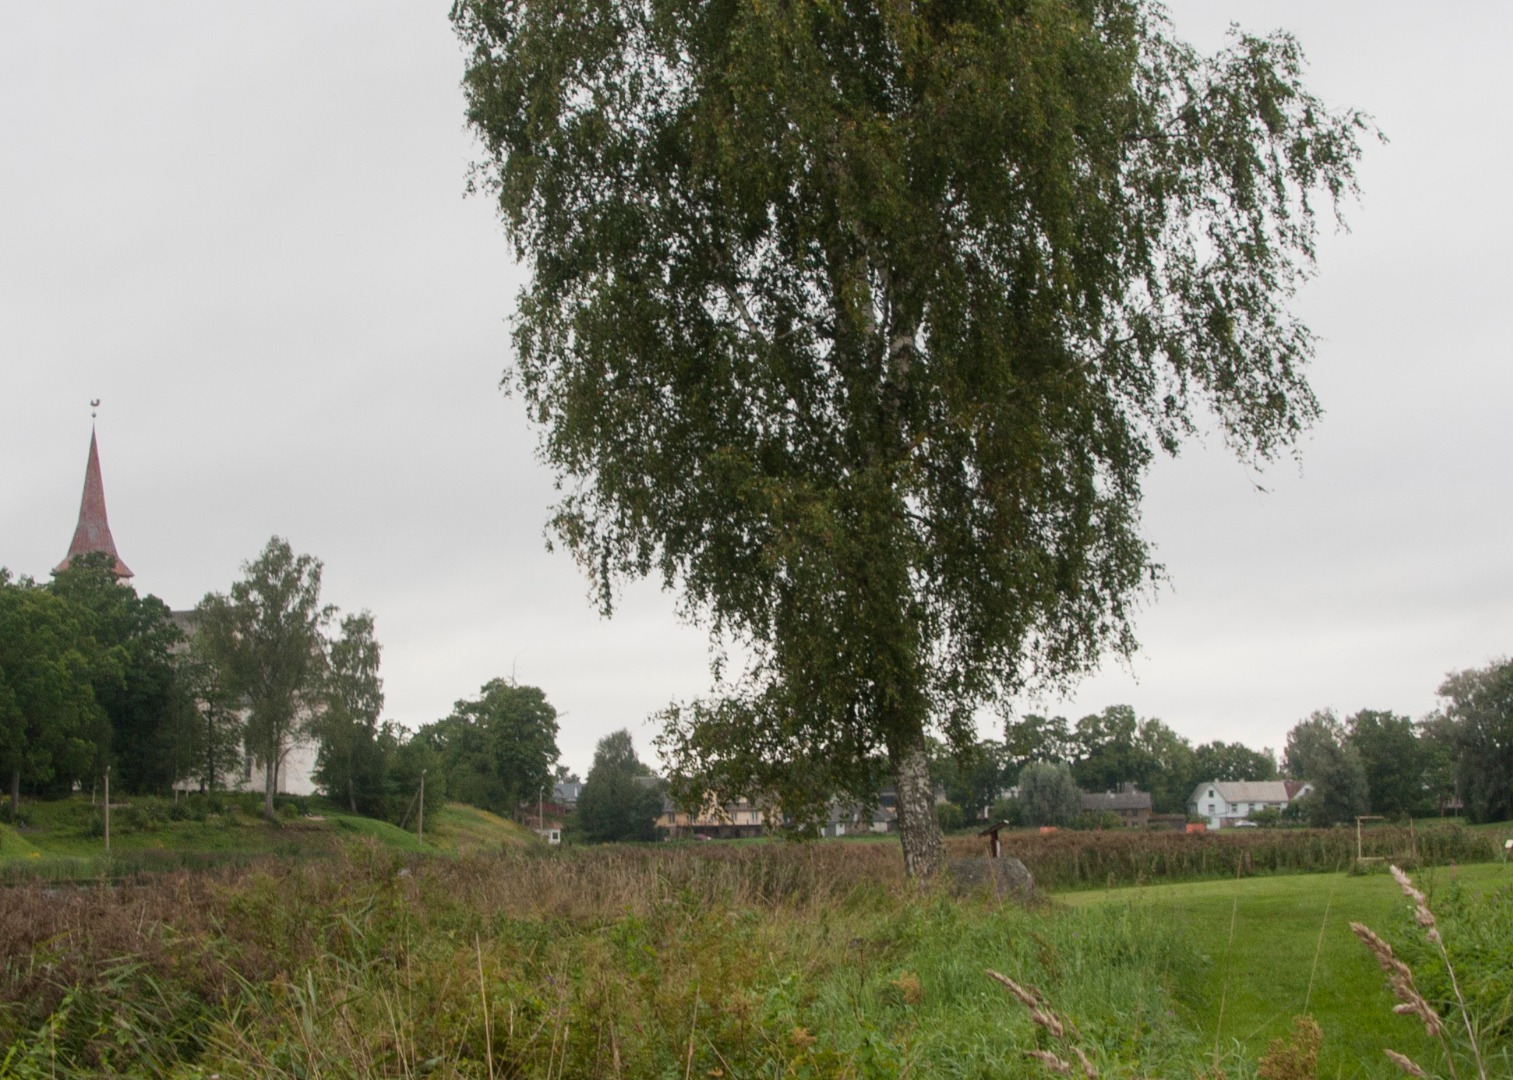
left=1191, top=740, right=1277, bottom=786
left=1004, top=714, right=1076, bottom=774
left=48, top=552, right=182, bottom=792
left=575, top=729, right=663, bottom=842
left=1284, top=710, right=1368, bottom=827
left=1017, top=761, right=1081, bottom=829
left=171, top=636, right=246, bottom=793
left=1072, top=705, right=1142, bottom=794
left=931, top=738, right=1006, bottom=821
left=424, top=679, right=560, bottom=818
left=0, top=571, right=107, bottom=815
left=1345, top=708, right=1427, bottom=818
left=195, top=538, right=332, bottom=820
left=1432, top=659, right=1513, bottom=824
left=456, top=0, right=1369, bottom=876
left=313, top=612, right=388, bottom=815
left=1069, top=706, right=1193, bottom=814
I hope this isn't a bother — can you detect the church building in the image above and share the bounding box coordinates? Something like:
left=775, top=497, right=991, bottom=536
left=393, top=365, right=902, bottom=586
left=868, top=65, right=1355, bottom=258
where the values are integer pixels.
left=53, top=418, right=319, bottom=798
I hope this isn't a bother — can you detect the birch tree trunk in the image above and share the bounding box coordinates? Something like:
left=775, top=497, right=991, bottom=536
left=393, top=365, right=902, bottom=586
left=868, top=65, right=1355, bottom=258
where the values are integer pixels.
left=894, top=740, right=944, bottom=880
left=264, top=747, right=277, bottom=821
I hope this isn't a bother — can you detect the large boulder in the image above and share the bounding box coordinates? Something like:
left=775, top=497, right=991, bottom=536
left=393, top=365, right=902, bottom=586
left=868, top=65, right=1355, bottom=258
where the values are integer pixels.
left=948, top=855, right=1035, bottom=902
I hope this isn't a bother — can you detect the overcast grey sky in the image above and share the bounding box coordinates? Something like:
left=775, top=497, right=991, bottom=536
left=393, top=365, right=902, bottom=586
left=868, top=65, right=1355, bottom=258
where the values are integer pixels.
left=3, top=2, right=1509, bottom=776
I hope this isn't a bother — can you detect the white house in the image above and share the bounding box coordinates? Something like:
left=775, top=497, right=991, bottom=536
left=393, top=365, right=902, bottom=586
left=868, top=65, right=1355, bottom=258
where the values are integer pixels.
left=1187, top=779, right=1313, bottom=829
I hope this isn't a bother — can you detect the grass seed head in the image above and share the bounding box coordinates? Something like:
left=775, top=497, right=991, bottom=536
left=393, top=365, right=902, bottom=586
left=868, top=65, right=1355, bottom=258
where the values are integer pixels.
left=1383, top=1049, right=1426, bottom=1077
left=1031, top=1008, right=1066, bottom=1038
left=986, top=969, right=1041, bottom=1009
left=1026, top=1049, right=1073, bottom=1074
left=1350, top=923, right=1413, bottom=981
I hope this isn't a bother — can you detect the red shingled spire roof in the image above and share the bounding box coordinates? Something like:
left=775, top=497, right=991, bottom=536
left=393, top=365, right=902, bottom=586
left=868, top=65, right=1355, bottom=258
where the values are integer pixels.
left=55, top=427, right=133, bottom=579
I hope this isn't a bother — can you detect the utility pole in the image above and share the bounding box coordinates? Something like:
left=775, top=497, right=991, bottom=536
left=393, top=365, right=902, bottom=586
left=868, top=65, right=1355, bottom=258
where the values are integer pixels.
left=103, top=766, right=110, bottom=854
left=417, top=769, right=426, bottom=846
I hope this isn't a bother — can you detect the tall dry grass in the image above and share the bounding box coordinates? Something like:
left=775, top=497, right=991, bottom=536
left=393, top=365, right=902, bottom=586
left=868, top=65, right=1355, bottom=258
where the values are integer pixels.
left=0, top=841, right=915, bottom=1076
left=946, top=823, right=1496, bottom=890
left=1, top=830, right=1500, bottom=1078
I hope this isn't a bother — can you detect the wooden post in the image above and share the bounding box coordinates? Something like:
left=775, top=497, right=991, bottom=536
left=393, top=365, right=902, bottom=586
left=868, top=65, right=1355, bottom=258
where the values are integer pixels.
left=103, top=767, right=110, bottom=855
left=978, top=822, right=1005, bottom=859
left=417, top=769, right=426, bottom=847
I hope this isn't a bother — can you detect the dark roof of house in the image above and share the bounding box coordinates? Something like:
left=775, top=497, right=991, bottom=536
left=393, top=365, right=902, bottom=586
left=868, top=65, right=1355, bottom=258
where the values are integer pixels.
left=1080, top=790, right=1153, bottom=812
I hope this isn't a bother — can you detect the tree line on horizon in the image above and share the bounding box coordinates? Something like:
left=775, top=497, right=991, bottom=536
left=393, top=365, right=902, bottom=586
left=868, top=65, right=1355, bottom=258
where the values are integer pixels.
left=0, top=538, right=565, bottom=829
left=3, top=538, right=1510, bottom=834
left=930, top=681, right=1513, bottom=830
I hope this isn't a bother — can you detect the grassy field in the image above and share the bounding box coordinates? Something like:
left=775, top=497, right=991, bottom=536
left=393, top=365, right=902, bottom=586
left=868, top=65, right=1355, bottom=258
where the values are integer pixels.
left=0, top=831, right=1506, bottom=1078
left=1065, top=862, right=1513, bottom=1078
left=0, top=794, right=535, bottom=881
left=1, top=806, right=1508, bottom=1077
left=0, top=841, right=1207, bottom=1078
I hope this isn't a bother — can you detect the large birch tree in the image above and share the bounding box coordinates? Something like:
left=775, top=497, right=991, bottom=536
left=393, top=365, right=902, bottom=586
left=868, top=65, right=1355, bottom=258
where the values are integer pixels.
left=454, top=0, right=1371, bottom=876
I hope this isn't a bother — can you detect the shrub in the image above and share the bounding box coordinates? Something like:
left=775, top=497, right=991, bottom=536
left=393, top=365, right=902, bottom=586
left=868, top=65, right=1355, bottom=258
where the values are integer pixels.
left=945, top=824, right=1498, bottom=890
left=988, top=797, right=1021, bottom=826
left=935, top=801, right=965, bottom=832
left=1390, top=878, right=1513, bottom=1054
left=1072, top=811, right=1122, bottom=831
left=1251, top=805, right=1283, bottom=827
left=1018, top=762, right=1080, bottom=828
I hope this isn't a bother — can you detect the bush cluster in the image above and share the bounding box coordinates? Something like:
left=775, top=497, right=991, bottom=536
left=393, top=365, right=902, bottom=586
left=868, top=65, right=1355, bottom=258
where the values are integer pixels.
left=947, top=823, right=1497, bottom=890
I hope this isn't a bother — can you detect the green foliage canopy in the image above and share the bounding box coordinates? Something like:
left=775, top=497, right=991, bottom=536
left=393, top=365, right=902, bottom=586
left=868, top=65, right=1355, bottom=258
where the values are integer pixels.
left=195, top=537, right=333, bottom=820
left=48, top=553, right=182, bottom=792
left=455, top=0, right=1370, bottom=874
left=313, top=612, right=390, bottom=816
left=1344, top=708, right=1427, bottom=818
left=1003, top=713, right=1076, bottom=773
left=1017, top=760, right=1081, bottom=828
left=173, top=635, right=247, bottom=794
left=1284, top=709, right=1368, bottom=827
left=1433, top=659, right=1513, bottom=823
left=929, top=737, right=1006, bottom=820
left=574, top=729, right=664, bottom=842
left=423, top=679, right=560, bottom=818
left=1192, top=740, right=1277, bottom=785
left=0, top=570, right=108, bottom=814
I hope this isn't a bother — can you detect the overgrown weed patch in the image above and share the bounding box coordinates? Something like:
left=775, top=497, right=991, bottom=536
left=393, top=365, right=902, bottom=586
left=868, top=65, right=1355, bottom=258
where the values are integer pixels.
left=0, top=842, right=1211, bottom=1077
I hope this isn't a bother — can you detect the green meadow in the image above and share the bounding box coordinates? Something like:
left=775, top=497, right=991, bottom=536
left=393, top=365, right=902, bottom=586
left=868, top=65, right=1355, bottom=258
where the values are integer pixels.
left=0, top=811, right=1508, bottom=1078
left=0, top=794, right=533, bottom=882
left=1065, top=862, right=1513, bottom=1077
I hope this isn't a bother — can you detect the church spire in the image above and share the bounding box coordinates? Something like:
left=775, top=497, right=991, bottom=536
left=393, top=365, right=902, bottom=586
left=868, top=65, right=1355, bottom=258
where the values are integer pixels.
left=55, top=406, right=133, bottom=579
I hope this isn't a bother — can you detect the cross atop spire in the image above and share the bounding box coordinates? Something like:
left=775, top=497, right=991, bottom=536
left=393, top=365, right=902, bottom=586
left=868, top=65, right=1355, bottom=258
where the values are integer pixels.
left=55, top=415, right=133, bottom=579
